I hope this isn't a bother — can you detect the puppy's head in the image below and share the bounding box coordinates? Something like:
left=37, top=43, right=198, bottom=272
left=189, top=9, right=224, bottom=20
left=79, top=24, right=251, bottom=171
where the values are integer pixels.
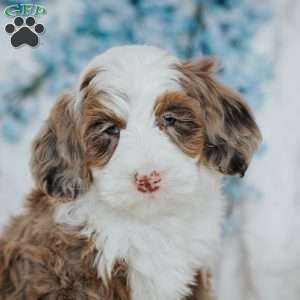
left=31, top=45, right=261, bottom=210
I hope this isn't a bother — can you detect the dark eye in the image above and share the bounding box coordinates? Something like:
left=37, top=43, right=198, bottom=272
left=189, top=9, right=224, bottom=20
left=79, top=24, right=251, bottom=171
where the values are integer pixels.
left=162, top=114, right=176, bottom=127
left=105, top=124, right=120, bottom=136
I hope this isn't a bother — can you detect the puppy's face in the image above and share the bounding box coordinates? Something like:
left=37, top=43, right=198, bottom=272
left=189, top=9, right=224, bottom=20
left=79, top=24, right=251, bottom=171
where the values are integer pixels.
left=31, top=46, right=261, bottom=212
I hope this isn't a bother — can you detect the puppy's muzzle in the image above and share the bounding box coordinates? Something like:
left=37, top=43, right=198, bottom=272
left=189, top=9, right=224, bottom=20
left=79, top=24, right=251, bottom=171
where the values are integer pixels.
left=134, top=171, right=161, bottom=193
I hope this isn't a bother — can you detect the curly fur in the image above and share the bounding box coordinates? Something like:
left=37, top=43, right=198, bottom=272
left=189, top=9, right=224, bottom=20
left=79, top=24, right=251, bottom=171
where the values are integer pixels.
left=0, top=45, right=261, bottom=300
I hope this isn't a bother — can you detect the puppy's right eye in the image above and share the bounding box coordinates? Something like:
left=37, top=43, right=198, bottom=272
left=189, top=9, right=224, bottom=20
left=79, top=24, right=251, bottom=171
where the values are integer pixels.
left=161, top=114, right=176, bottom=127
left=105, top=124, right=120, bottom=136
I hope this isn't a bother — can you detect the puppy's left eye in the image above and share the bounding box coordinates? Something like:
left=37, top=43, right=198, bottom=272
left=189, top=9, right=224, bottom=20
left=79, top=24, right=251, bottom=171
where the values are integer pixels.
left=161, top=114, right=176, bottom=127
left=105, top=124, right=120, bottom=136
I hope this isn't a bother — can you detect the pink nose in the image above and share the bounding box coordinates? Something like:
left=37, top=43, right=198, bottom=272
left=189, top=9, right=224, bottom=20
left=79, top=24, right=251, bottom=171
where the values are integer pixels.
left=134, top=171, right=161, bottom=193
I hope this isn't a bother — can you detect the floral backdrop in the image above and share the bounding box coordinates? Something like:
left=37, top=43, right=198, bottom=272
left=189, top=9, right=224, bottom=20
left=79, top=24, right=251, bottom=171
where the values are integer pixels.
left=2, top=0, right=300, bottom=299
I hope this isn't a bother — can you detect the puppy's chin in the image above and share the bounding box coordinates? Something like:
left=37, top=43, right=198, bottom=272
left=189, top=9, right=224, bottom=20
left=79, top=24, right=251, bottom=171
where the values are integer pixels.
left=91, top=163, right=218, bottom=217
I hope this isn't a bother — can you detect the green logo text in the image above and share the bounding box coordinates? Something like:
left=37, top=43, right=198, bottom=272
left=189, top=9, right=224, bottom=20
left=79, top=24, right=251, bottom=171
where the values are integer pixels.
left=4, top=4, right=47, bottom=18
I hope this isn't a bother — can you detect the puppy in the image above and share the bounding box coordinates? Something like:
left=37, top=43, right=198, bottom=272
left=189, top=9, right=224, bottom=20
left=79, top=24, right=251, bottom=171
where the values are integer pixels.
left=0, top=45, right=261, bottom=300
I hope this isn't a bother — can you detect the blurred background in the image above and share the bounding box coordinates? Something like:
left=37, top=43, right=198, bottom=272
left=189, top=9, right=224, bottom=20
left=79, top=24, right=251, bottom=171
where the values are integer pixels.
left=1, top=0, right=300, bottom=299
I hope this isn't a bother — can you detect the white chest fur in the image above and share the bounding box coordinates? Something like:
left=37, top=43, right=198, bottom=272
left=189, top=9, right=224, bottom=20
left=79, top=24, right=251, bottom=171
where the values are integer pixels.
left=55, top=188, right=223, bottom=300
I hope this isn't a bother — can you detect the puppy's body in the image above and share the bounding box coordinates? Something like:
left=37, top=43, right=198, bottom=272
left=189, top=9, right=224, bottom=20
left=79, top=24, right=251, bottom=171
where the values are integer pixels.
left=1, top=190, right=135, bottom=300
left=55, top=170, right=222, bottom=300
left=0, top=45, right=261, bottom=300
left=0, top=187, right=218, bottom=300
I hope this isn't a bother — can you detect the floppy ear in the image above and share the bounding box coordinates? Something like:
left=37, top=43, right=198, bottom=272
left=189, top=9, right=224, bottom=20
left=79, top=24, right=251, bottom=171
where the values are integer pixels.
left=178, top=58, right=262, bottom=177
left=31, top=91, right=92, bottom=200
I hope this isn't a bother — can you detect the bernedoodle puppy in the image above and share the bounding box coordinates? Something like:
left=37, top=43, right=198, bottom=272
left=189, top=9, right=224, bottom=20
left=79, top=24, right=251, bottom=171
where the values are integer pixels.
left=0, top=45, right=261, bottom=300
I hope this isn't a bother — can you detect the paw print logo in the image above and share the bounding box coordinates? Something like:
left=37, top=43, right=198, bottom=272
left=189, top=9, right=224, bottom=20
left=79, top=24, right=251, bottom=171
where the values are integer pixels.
left=5, top=17, right=44, bottom=48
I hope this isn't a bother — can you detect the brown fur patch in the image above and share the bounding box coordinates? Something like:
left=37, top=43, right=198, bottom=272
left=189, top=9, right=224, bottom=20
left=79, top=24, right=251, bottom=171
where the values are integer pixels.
left=31, top=76, right=126, bottom=200
left=31, top=92, right=92, bottom=200
left=80, top=92, right=126, bottom=168
left=0, top=190, right=130, bottom=300
left=185, top=270, right=214, bottom=300
left=154, top=91, right=205, bottom=157
left=175, top=58, right=262, bottom=176
left=80, top=68, right=99, bottom=91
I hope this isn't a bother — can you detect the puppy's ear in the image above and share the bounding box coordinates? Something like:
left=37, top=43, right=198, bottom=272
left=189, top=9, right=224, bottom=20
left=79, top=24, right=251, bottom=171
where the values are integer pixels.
left=31, top=92, right=92, bottom=200
left=178, top=58, right=262, bottom=176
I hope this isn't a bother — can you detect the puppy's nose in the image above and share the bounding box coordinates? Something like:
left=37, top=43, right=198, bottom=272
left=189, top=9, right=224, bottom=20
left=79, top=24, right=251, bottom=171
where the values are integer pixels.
left=134, top=171, right=161, bottom=193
